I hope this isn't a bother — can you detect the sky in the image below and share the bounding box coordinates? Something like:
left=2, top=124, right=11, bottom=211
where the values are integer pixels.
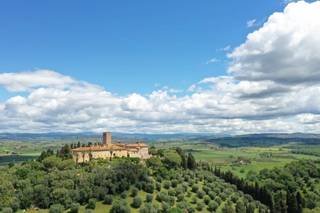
left=0, top=0, right=320, bottom=134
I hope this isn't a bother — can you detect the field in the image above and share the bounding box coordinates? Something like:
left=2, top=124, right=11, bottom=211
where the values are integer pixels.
left=153, top=141, right=320, bottom=178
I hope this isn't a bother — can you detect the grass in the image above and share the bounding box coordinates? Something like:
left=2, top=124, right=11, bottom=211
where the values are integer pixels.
left=190, top=144, right=320, bottom=178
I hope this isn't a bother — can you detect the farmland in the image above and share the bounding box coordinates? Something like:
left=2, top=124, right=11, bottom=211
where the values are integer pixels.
left=2, top=135, right=320, bottom=213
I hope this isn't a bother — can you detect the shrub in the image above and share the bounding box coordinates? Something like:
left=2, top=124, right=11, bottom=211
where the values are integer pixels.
left=131, top=187, right=139, bottom=197
left=171, top=180, right=178, bottom=188
left=191, top=185, right=199, bottom=193
left=203, top=195, right=211, bottom=205
left=103, top=195, right=113, bottom=205
left=207, top=200, right=218, bottom=212
left=161, top=202, right=170, bottom=213
left=191, top=196, right=197, bottom=204
left=186, top=191, right=192, bottom=197
left=215, top=196, right=222, bottom=204
left=146, top=194, right=153, bottom=202
left=203, top=186, right=210, bottom=193
left=177, top=194, right=184, bottom=202
left=86, top=198, right=96, bottom=209
left=178, top=201, right=195, bottom=213
left=208, top=191, right=215, bottom=200
left=176, top=185, right=185, bottom=195
left=70, top=203, right=80, bottom=213
left=121, top=192, right=127, bottom=199
left=196, top=201, right=205, bottom=211
left=221, top=201, right=235, bottom=213
left=168, top=189, right=176, bottom=196
left=131, top=196, right=142, bottom=208
left=49, top=204, right=65, bottom=213
left=197, top=190, right=205, bottom=199
left=1, top=208, right=13, bottom=213
left=168, top=196, right=176, bottom=206
left=168, top=207, right=183, bottom=213
left=156, top=192, right=169, bottom=202
left=139, top=203, right=158, bottom=213
left=110, top=200, right=131, bottom=213
left=143, top=183, right=154, bottom=193
left=156, top=182, right=161, bottom=191
left=135, top=182, right=142, bottom=190
left=163, top=181, right=171, bottom=189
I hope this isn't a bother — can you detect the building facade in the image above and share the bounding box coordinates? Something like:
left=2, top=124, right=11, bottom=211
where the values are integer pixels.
left=72, top=132, right=150, bottom=163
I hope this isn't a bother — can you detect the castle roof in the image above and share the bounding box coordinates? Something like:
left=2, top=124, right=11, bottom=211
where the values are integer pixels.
left=72, top=142, right=148, bottom=152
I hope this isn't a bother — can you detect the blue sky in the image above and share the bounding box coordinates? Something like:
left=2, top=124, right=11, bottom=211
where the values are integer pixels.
left=0, top=0, right=284, bottom=95
left=1, top=0, right=320, bottom=133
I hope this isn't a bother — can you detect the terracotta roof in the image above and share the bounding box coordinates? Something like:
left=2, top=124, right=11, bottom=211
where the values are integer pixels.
left=72, top=144, right=125, bottom=152
left=117, top=142, right=148, bottom=148
left=72, top=142, right=148, bottom=152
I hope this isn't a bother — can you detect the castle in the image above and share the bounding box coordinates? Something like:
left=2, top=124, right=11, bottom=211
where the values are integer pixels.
left=72, top=132, right=150, bottom=163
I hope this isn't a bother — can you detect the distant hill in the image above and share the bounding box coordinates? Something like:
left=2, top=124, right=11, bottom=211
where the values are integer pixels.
left=0, top=132, right=217, bottom=143
left=206, top=133, right=320, bottom=147
left=0, top=132, right=319, bottom=147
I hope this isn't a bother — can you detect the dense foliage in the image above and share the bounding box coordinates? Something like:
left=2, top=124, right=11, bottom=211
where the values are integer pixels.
left=0, top=146, right=270, bottom=213
left=2, top=143, right=320, bottom=213
left=215, top=160, right=320, bottom=213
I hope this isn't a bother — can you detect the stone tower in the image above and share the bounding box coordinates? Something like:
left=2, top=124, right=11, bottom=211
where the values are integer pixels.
left=102, top=132, right=112, bottom=146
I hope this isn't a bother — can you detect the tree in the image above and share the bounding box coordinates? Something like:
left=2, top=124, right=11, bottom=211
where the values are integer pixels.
left=139, top=203, right=159, bottom=213
left=131, top=196, right=142, bottom=208
left=187, top=153, right=196, bottom=170
left=146, top=194, right=153, bottom=202
left=104, top=195, right=113, bottom=205
left=163, top=150, right=182, bottom=168
left=143, top=182, right=154, bottom=193
left=131, top=187, right=139, bottom=197
left=110, top=200, right=131, bottom=213
left=33, top=184, right=50, bottom=208
left=168, top=207, right=184, bottom=213
left=204, top=195, right=211, bottom=205
left=175, top=147, right=187, bottom=169
left=86, top=198, right=96, bottom=209
left=197, top=190, right=205, bottom=199
left=287, top=191, right=298, bottom=213
left=1, top=208, right=13, bottom=213
left=70, top=203, right=80, bottom=213
left=246, top=203, right=255, bottom=213
left=296, top=191, right=303, bottom=213
left=236, top=200, right=246, bottom=213
left=58, top=144, right=72, bottom=159
left=221, top=201, right=235, bottom=213
left=49, top=204, right=65, bottom=213
left=146, top=157, right=162, bottom=169
left=207, top=200, right=218, bottom=212
left=196, top=201, right=205, bottom=211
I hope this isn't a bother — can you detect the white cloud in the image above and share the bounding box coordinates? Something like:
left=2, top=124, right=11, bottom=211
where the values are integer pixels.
left=218, top=45, right=231, bottom=52
left=246, top=19, right=257, bottom=28
left=0, top=1, right=320, bottom=134
left=205, top=58, right=219, bottom=64
left=0, top=70, right=76, bottom=92
left=229, top=1, right=320, bottom=84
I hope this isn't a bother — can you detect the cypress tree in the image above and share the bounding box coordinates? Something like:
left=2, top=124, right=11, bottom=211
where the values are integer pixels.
left=287, top=191, right=298, bottom=213
left=187, top=153, right=197, bottom=170
left=296, top=192, right=303, bottom=213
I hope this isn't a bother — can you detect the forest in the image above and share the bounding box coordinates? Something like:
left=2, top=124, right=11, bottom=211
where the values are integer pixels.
left=0, top=144, right=320, bottom=213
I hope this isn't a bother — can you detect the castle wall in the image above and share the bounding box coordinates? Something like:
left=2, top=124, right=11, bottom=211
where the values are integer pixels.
left=73, top=152, right=91, bottom=163
left=73, top=149, right=141, bottom=163
left=138, top=147, right=150, bottom=159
